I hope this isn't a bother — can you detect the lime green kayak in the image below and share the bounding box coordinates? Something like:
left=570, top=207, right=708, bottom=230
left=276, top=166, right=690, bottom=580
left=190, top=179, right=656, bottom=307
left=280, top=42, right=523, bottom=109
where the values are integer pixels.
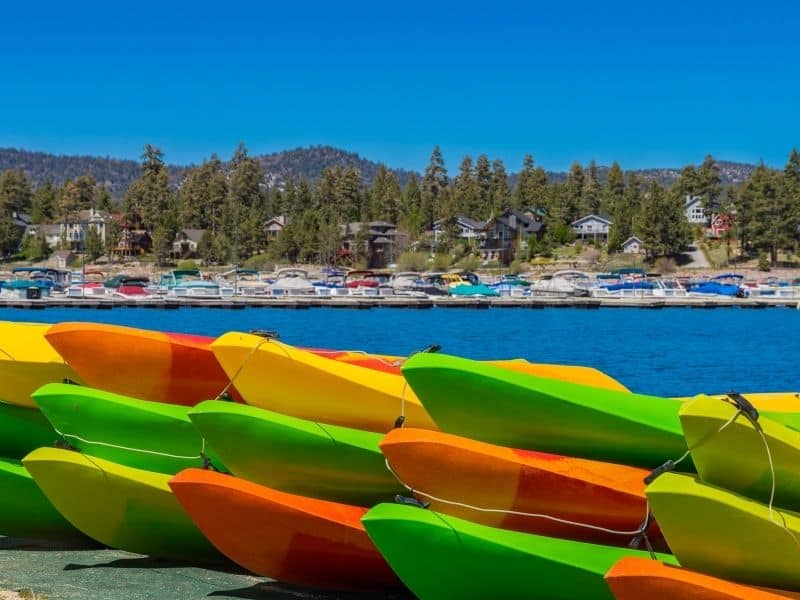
left=23, top=447, right=224, bottom=563
left=646, top=471, right=800, bottom=590
left=401, top=352, right=689, bottom=468
left=681, top=394, right=800, bottom=510
left=32, top=383, right=224, bottom=474
left=0, top=401, right=58, bottom=459
left=188, top=400, right=401, bottom=505
left=0, top=457, right=85, bottom=541
left=362, top=503, right=675, bottom=600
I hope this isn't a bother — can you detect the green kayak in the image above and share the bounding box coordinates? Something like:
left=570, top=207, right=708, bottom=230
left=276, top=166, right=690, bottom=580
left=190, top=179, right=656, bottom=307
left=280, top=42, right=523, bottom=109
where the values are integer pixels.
left=647, top=471, right=800, bottom=591
left=32, top=383, right=224, bottom=474
left=23, top=447, right=225, bottom=564
left=188, top=400, right=401, bottom=505
left=362, top=503, right=674, bottom=600
left=681, top=394, right=800, bottom=510
left=401, top=352, right=688, bottom=468
left=0, top=457, right=85, bottom=541
left=0, top=401, right=58, bottom=459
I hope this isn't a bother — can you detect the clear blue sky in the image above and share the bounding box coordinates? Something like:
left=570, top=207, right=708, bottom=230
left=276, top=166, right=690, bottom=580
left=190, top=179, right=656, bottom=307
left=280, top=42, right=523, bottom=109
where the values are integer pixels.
left=1, top=1, right=799, bottom=172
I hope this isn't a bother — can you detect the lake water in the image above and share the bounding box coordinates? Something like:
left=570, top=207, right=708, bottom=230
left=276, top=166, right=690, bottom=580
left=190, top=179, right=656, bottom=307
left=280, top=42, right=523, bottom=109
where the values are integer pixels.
left=2, top=306, right=798, bottom=397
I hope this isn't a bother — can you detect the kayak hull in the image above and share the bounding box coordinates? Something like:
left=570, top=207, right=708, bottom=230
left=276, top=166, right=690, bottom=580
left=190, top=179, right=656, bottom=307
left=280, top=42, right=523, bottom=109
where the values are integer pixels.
left=23, top=448, right=224, bottom=563
left=211, top=332, right=436, bottom=432
left=0, top=401, right=58, bottom=460
left=169, top=469, right=402, bottom=591
left=188, top=400, right=398, bottom=505
left=45, top=322, right=238, bottom=405
left=0, top=458, right=85, bottom=541
left=362, top=503, right=674, bottom=600
left=33, top=383, right=223, bottom=474
left=380, top=428, right=661, bottom=547
left=646, top=472, right=800, bottom=591
left=0, top=322, right=80, bottom=408
left=401, top=352, right=688, bottom=468
left=605, top=557, right=800, bottom=600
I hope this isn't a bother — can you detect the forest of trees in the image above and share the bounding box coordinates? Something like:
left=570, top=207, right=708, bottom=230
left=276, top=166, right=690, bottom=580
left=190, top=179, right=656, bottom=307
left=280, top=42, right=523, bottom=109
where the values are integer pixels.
left=1, top=145, right=799, bottom=267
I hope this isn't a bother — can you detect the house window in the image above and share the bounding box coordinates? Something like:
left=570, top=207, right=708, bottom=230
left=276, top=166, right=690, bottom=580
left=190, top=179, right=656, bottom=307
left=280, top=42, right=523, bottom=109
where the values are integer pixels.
left=587, top=225, right=593, bottom=231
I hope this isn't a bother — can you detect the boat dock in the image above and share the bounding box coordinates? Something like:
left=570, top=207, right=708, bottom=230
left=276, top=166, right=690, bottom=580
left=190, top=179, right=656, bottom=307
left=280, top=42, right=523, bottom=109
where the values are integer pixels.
left=1, top=296, right=799, bottom=310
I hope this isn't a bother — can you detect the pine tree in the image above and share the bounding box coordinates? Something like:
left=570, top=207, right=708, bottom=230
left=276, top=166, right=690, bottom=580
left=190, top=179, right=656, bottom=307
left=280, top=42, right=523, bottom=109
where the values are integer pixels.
left=31, top=181, right=57, bottom=223
left=84, top=226, right=103, bottom=261
left=739, top=163, right=793, bottom=265
left=698, top=155, right=722, bottom=214
left=602, top=162, right=624, bottom=217
left=0, top=169, right=33, bottom=215
left=400, top=174, right=422, bottom=237
left=634, top=180, right=690, bottom=257
left=565, top=162, right=585, bottom=222
left=420, top=146, right=447, bottom=229
left=474, top=154, right=492, bottom=217
left=582, top=160, right=602, bottom=215
left=608, top=173, right=642, bottom=251
left=451, top=156, right=478, bottom=218
left=490, top=159, right=511, bottom=214
left=227, top=143, right=266, bottom=257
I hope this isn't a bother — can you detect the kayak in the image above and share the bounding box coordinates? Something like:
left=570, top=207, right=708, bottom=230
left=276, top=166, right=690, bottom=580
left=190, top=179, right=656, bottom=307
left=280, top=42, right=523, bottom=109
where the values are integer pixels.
left=401, top=353, right=800, bottom=469
left=169, top=469, right=402, bottom=591
left=681, top=394, right=800, bottom=510
left=33, top=383, right=224, bottom=474
left=0, top=457, right=85, bottom=541
left=211, top=332, right=436, bottom=432
left=605, top=557, right=800, bottom=600
left=646, top=472, right=800, bottom=591
left=380, top=428, right=661, bottom=547
left=0, top=401, right=58, bottom=459
left=23, top=448, right=224, bottom=564
left=188, top=400, right=398, bottom=505
left=0, top=321, right=81, bottom=408
left=44, top=322, right=241, bottom=405
left=400, top=352, right=688, bottom=468
left=361, top=503, right=675, bottom=600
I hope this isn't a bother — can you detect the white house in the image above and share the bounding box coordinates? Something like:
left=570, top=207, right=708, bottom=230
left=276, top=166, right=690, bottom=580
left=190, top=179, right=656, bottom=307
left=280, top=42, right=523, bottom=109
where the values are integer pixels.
left=622, top=236, right=645, bottom=254
left=60, top=208, right=111, bottom=249
left=571, top=214, right=613, bottom=242
left=684, top=195, right=708, bottom=225
left=172, top=229, right=206, bottom=258
left=264, top=215, right=287, bottom=243
left=432, top=215, right=485, bottom=241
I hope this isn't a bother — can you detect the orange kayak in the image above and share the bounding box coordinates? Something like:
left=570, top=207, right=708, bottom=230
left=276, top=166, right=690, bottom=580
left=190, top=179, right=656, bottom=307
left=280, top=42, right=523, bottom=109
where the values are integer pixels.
left=45, top=322, right=241, bottom=405
left=605, top=557, right=800, bottom=599
left=380, top=428, right=661, bottom=547
left=168, top=469, right=403, bottom=592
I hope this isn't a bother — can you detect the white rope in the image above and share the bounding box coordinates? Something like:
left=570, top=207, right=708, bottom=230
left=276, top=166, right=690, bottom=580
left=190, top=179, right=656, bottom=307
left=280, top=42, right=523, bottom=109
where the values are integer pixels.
left=215, top=335, right=276, bottom=399
left=51, top=424, right=206, bottom=461
left=384, top=458, right=650, bottom=537
left=755, top=422, right=800, bottom=548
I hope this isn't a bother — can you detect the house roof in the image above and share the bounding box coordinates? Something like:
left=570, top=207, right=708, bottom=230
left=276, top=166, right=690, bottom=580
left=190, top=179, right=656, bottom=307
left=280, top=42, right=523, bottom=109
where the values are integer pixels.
left=432, top=215, right=486, bottom=231
left=622, top=236, right=643, bottom=246
left=487, top=209, right=544, bottom=234
left=571, top=214, right=613, bottom=226
left=175, top=229, right=206, bottom=244
left=264, top=215, right=287, bottom=227
left=684, top=195, right=702, bottom=207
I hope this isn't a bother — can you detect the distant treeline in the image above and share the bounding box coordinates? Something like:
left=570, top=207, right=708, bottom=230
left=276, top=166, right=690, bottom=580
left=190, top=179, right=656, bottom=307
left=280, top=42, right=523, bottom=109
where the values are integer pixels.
left=0, top=144, right=798, bottom=266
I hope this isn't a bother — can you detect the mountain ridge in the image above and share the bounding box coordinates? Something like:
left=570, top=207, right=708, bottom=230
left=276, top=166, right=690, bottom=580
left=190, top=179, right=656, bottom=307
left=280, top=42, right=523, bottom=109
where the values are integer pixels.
left=0, top=146, right=759, bottom=197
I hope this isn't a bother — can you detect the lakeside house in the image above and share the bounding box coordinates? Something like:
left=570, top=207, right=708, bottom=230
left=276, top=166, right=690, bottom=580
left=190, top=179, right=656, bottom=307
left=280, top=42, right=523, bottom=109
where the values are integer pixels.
left=481, top=209, right=546, bottom=265
left=684, top=195, right=709, bottom=225
left=571, top=214, right=613, bottom=243
left=23, top=208, right=111, bottom=251
left=115, top=227, right=152, bottom=259
left=264, top=216, right=287, bottom=244
left=622, top=236, right=645, bottom=254
left=709, top=213, right=732, bottom=238
left=339, top=221, right=405, bottom=268
left=171, top=229, right=206, bottom=259
left=432, top=215, right=486, bottom=242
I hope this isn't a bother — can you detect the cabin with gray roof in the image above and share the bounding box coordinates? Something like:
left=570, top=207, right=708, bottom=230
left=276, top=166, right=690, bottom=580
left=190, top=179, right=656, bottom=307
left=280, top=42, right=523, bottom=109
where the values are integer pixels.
left=571, top=214, right=613, bottom=242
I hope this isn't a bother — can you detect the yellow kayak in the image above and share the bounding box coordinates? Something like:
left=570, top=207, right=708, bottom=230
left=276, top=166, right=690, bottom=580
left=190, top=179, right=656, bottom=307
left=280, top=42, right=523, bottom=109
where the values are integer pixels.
left=0, top=322, right=81, bottom=408
left=212, top=332, right=626, bottom=433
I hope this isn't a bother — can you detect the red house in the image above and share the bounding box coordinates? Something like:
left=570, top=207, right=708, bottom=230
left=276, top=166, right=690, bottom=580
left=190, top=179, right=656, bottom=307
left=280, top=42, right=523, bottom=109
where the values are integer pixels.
left=710, top=214, right=732, bottom=238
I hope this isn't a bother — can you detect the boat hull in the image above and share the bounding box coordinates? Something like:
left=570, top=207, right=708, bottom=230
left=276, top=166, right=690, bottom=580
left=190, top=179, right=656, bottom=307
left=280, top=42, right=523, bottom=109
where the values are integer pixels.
left=45, top=322, right=240, bottom=405
left=361, top=503, right=674, bottom=600
left=0, top=401, right=58, bottom=460
left=23, top=448, right=224, bottom=563
left=33, top=383, right=224, bottom=474
left=188, top=400, right=398, bottom=505
left=380, top=428, right=660, bottom=546
left=169, top=469, right=402, bottom=591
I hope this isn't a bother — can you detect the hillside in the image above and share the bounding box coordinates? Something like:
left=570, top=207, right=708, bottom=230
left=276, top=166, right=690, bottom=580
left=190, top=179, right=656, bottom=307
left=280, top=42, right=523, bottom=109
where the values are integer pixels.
left=0, top=146, right=757, bottom=197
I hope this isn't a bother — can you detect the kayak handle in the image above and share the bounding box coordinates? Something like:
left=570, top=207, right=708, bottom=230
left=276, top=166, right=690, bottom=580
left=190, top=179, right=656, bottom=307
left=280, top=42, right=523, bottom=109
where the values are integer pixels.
left=726, top=391, right=759, bottom=424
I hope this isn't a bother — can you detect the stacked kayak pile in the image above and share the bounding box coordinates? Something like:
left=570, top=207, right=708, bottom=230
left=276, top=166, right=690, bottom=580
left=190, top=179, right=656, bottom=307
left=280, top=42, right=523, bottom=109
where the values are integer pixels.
left=3, top=320, right=800, bottom=598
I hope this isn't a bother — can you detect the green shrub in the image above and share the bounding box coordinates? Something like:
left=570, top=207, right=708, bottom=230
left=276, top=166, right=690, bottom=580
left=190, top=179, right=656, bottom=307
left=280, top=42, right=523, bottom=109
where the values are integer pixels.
left=758, top=253, right=771, bottom=271
left=456, top=254, right=481, bottom=272
left=242, top=254, right=274, bottom=271
left=396, top=251, right=429, bottom=272
left=432, top=253, right=454, bottom=271
left=177, top=259, right=199, bottom=270
left=654, top=256, right=677, bottom=274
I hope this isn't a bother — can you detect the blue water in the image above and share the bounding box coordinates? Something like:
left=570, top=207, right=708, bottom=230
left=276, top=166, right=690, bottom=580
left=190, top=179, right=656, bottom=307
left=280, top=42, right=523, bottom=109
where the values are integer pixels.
left=1, top=306, right=797, bottom=397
